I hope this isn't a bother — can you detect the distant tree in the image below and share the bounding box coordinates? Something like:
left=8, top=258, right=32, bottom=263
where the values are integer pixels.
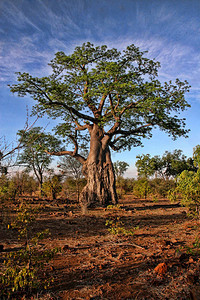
left=0, top=175, right=11, bottom=201
left=0, top=151, right=8, bottom=175
left=11, top=171, right=38, bottom=196
left=136, top=150, right=196, bottom=180
left=114, top=160, right=129, bottom=179
left=58, top=154, right=86, bottom=202
left=135, top=154, right=156, bottom=179
left=161, top=149, right=194, bottom=179
left=193, top=145, right=200, bottom=169
left=10, top=42, right=190, bottom=207
left=133, top=178, right=151, bottom=199
left=113, top=160, right=129, bottom=198
left=135, top=150, right=195, bottom=199
left=17, top=127, right=62, bottom=195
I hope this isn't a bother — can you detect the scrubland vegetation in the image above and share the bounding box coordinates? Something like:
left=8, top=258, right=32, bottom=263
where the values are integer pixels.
left=0, top=43, right=199, bottom=299
left=0, top=145, right=200, bottom=299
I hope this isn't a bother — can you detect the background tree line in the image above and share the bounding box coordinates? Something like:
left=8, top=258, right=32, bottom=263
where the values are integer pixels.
left=1, top=132, right=200, bottom=218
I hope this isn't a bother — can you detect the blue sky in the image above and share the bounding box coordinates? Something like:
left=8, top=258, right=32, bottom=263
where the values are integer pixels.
left=0, top=0, right=200, bottom=177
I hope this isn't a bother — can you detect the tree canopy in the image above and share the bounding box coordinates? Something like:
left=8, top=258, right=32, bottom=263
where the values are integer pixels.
left=136, top=150, right=196, bottom=180
left=114, top=160, right=129, bottom=179
left=11, top=42, right=190, bottom=155
left=17, top=127, right=62, bottom=193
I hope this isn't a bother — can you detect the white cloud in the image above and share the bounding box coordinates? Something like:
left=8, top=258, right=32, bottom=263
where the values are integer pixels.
left=124, top=166, right=138, bottom=179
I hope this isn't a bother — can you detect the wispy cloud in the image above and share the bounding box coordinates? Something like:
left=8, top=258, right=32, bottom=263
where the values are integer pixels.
left=0, top=0, right=199, bottom=99
left=0, top=37, right=53, bottom=83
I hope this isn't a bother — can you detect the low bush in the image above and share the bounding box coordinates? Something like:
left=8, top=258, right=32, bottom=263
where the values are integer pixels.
left=0, top=202, right=60, bottom=299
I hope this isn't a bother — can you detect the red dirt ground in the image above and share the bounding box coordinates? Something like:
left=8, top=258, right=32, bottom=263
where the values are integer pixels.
left=1, top=195, right=200, bottom=299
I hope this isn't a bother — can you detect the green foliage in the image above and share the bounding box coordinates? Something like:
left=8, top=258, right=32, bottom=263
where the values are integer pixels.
left=150, top=178, right=176, bottom=198
left=185, top=236, right=200, bottom=255
left=115, top=178, right=135, bottom=199
left=136, top=154, right=156, bottom=179
left=0, top=173, right=38, bottom=202
left=43, top=174, right=62, bottom=200
left=161, top=150, right=196, bottom=179
left=115, top=178, right=135, bottom=202
left=17, top=127, right=62, bottom=194
left=106, top=204, right=122, bottom=210
left=135, top=150, right=196, bottom=180
left=169, top=145, right=200, bottom=218
left=105, top=217, right=138, bottom=236
left=61, top=177, right=86, bottom=200
left=10, top=42, right=190, bottom=154
left=114, top=161, right=129, bottom=179
left=133, top=177, right=175, bottom=200
left=193, top=145, right=200, bottom=168
left=116, top=177, right=126, bottom=199
left=133, top=178, right=152, bottom=199
left=9, top=43, right=191, bottom=206
left=0, top=175, right=19, bottom=201
left=0, top=203, right=60, bottom=298
left=169, top=170, right=200, bottom=218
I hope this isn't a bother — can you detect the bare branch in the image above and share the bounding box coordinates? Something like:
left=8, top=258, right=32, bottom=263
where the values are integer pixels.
left=44, top=134, right=86, bottom=164
left=0, top=111, right=39, bottom=160
left=44, top=149, right=86, bottom=165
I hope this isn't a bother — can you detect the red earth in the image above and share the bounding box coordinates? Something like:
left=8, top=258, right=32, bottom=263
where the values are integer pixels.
left=1, top=195, right=200, bottom=299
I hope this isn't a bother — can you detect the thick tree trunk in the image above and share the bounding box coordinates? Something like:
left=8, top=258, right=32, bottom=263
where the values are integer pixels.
left=80, top=125, right=118, bottom=207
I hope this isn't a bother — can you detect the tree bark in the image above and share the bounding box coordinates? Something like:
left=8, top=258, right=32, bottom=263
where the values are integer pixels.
left=80, top=125, right=118, bottom=207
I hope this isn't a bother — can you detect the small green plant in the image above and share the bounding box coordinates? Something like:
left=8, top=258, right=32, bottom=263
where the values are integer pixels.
left=105, top=217, right=139, bottom=236
left=185, top=236, right=200, bottom=255
left=0, top=202, right=60, bottom=299
left=106, top=204, right=122, bottom=210
left=151, top=195, right=159, bottom=203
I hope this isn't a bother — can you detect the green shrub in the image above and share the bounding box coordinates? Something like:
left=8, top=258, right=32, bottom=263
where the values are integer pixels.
left=105, top=216, right=139, bottom=236
left=133, top=178, right=152, bottom=199
left=0, top=203, right=60, bottom=299
left=169, top=170, right=200, bottom=218
left=43, top=174, right=62, bottom=200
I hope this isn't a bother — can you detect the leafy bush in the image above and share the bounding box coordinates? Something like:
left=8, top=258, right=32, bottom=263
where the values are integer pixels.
left=150, top=178, right=176, bottom=198
left=133, top=178, right=152, bottom=199
left=0, top=173, right=38, bottom=202
left=169, top=170, right=200, bottom=218
left=43, top=174, right=62, bottom=200
left=106, top=204, right=122, bottom=210
left=0, top=175, right=17, bottom=201
left=105, top=216, right=139, bottom=236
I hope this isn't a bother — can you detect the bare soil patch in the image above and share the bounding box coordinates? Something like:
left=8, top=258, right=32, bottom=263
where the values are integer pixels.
left=0, top=196, right=200, bottom=299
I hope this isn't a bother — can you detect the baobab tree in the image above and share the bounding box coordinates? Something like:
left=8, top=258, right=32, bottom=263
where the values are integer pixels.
left=10, top=42, right=190, bottom=207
